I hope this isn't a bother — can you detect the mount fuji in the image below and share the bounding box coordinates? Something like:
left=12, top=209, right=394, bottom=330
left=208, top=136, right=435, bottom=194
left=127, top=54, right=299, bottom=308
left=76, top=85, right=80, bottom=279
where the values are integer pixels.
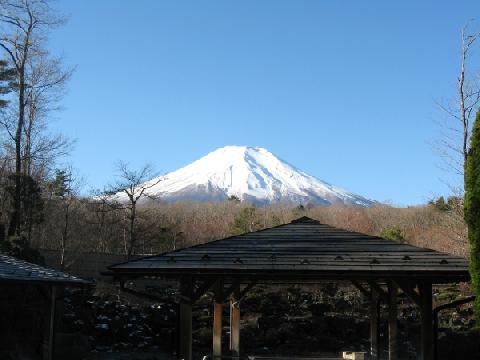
left=119, top=146, right=375, bottom=207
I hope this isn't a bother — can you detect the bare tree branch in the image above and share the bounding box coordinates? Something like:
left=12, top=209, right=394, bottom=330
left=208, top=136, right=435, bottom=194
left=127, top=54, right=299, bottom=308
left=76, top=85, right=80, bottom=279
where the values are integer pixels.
left=105, top=162, right=164, bottom=259
left=434, top=22, right=480, bottom=191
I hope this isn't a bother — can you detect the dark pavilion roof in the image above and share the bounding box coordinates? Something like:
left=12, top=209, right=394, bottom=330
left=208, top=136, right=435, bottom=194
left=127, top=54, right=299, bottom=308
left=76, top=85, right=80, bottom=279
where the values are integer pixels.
left=109, top=217, right=470, bottom=282
left=0, top=253, right=91, bottom=286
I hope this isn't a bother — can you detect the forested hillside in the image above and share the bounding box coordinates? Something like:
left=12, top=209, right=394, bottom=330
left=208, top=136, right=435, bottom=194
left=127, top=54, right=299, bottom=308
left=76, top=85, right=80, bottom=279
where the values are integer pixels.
left=27, top=197, right=468, bottom=269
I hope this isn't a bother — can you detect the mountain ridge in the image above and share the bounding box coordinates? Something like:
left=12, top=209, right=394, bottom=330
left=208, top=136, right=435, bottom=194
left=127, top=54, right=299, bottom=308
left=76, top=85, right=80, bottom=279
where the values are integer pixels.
left=117, top=146, right=375, bottom=207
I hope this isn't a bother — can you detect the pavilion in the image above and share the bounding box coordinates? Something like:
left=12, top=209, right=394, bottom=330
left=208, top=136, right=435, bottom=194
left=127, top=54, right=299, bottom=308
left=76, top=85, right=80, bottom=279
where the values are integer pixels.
left=109, top=216, right=470, bottom=360
left=0, top=253, right=91, bottom=359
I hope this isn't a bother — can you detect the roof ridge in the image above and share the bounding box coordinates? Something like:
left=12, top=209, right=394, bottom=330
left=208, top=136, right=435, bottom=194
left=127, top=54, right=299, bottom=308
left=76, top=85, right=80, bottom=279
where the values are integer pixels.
left=290, top=216, right=320, bottom=224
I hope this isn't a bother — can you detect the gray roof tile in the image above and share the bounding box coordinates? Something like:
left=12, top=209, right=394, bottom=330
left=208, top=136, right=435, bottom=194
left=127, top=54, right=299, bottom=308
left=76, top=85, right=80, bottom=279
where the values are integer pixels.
left=0, top=254, right=91, bottom=286
left=109, top=217, right=470, bottom=282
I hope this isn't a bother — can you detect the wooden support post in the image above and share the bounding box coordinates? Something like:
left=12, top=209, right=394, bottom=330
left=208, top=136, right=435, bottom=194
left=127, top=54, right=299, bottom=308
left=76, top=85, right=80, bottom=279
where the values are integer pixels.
left=178, top=302, right=192, bottom=360
left=230, top=287, right=240, bottom=358
left=419, top=281, right=433, bottom=360
left=178, top=277, right=193, bottom=360
left=370, top=287, right=380, bottom=360
left=213, top=279, right=223, bottom=359
left=47, top=285, right=57, bottom=360
left=388, top=281, right=398, bottom=360
left=433, top=309, right=439, bottom=360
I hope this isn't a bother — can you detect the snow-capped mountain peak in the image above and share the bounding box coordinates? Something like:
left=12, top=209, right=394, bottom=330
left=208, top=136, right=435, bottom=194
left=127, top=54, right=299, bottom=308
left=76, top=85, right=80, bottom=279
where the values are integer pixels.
left=120, top=146, right=374, bottom=206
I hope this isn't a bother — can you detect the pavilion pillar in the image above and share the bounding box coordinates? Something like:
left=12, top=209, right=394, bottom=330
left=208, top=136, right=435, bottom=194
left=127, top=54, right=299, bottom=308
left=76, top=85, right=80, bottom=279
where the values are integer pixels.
left=387, top=281, right=398, bottom=360
left=47, top=285, right=57, bottom=360
left=370, top=287, right=380, bottom=360
left=229, top=287, right=240, bottom=358
left=213, top=279, right=223, bottom=359
left=419, top=281, right=433, bottom=360
left=178, top=277, right=193, bottom=360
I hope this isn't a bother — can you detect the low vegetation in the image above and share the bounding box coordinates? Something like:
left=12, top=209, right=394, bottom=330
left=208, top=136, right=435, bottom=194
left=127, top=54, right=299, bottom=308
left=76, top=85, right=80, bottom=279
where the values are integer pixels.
left=23, top=196, right=468, bottom=266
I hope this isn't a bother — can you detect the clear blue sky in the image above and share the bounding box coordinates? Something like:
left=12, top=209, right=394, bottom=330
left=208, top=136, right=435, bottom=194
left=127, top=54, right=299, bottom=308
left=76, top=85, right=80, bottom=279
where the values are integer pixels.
left=48, top=0, right=480, bottom=206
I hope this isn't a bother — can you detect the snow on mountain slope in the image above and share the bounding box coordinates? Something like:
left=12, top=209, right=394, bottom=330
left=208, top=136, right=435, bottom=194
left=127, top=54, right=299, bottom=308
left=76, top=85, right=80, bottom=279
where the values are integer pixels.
left=119, top=146, right=375, bottom=206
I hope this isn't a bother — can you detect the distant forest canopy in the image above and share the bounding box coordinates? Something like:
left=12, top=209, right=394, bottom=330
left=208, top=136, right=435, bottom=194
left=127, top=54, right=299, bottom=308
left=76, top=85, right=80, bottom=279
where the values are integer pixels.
left=28, top=197, right=468, bottom=268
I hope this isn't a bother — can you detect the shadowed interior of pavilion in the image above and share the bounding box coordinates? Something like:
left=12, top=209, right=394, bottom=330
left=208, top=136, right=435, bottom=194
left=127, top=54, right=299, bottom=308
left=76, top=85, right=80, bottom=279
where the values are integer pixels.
left=109, top=217, right=470, bottom=360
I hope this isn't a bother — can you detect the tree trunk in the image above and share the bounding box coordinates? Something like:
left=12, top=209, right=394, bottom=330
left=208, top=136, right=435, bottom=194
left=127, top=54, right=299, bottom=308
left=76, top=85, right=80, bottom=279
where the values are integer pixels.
left=9, top=69, right=26, bottom=237
left=127, top=202, right=136, bottom=260
left=460, top=34, right=468, bottom=184
left=60, top=202, right=70, bottom=270
left=24, top=110, right=33, bottom=178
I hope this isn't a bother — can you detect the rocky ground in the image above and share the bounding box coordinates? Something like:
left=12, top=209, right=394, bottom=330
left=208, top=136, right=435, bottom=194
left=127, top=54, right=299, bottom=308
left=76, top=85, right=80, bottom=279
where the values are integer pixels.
left=56, top=281, right=479, bottom=360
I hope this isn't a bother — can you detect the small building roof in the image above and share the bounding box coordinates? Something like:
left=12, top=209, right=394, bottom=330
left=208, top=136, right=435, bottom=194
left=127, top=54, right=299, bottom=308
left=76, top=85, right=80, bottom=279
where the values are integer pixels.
left=0, top=253, right=91, bottom=286
left=109, top=217, right=470, bottom=283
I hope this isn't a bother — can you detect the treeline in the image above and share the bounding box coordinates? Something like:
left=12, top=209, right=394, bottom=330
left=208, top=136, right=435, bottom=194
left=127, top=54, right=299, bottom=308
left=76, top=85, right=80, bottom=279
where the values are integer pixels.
left=27, top=197, right=468, bottom=270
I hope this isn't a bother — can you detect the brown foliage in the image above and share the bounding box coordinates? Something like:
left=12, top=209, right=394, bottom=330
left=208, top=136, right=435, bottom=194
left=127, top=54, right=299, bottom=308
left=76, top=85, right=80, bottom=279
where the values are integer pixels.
left=31, top=200, right=469, bottom=270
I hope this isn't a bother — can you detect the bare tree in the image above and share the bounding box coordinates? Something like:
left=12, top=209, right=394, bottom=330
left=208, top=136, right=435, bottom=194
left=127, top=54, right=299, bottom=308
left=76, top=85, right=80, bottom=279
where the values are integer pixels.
left=86, top=190, right=121, bottom=253
left=435, top=23, right=480, bottom=188
left=107, top=162, right=163, bottom=260
left=22, top=56, right=73, bottom=178
left=47, top=167, right=80, bottom=269
left=0, top=0, right=70, bottom=236
left=432, top=23, right=480, bottom=254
